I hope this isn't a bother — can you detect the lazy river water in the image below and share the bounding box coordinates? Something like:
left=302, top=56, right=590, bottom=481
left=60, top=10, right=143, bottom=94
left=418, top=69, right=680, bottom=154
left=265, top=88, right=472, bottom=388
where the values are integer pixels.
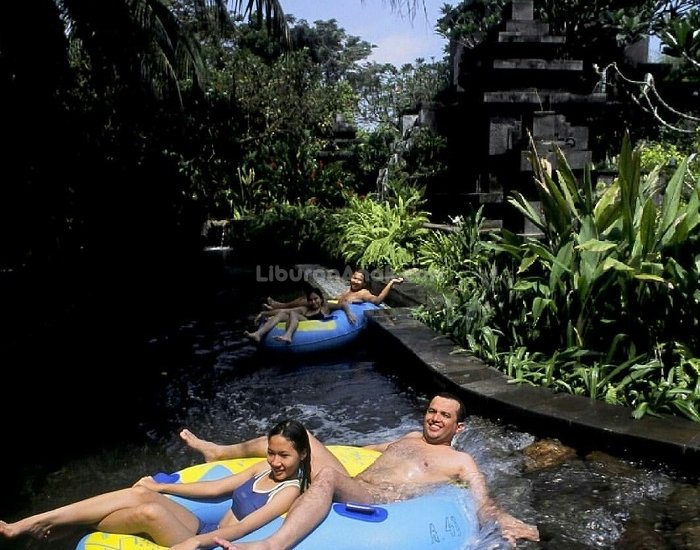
left=3, top=254, right=699, bottom=550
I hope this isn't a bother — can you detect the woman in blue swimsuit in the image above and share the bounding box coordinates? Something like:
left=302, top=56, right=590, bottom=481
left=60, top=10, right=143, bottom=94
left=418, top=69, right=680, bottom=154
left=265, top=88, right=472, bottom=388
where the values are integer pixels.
left=0, top=420, right=312, bottom=550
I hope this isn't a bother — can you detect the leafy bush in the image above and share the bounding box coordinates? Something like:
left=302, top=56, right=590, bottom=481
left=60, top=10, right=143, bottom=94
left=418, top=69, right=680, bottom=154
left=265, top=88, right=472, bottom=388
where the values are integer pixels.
left=322, top=184, right=430, bottom=272
left=245, top=202, right=329, bottom=263
left=415, top=132, right=700, bottom=422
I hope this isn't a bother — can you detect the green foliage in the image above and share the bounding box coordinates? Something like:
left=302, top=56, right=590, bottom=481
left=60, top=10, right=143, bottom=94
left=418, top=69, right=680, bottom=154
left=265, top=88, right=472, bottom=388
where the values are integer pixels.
left=397, top=127, right=448, bottom=189
left=416, top=132, right=700, bottom=422
left=228, top=47, right=359, bottom=206
left=289, top=18, right=373, bottom=85
left=659, top=10, right=700, bottom=81
left=323, top=185, right=430, bottom=272
left=638, top=140, right=699, bottom=189
left=436, top=0, right=509, bottom=48
left=417, top=209, right=488, bottom=286
left=413, top=209, right=522, bottom=355
left=226, top=167, right=268, bottom=219
left=349, top=128, right=398, bottom=194
left=245, top=201, right=328, bottom=262
left=350, top=59, right=450, bottom=130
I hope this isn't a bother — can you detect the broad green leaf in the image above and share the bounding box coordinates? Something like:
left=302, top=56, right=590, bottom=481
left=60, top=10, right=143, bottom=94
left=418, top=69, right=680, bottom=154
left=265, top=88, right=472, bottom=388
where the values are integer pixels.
left=658, top=156, right=688, bottom=247
left=508, top=192, right=545, bottom=230
left=550, top=241, right=574, bottom=292
left=636, top=197, right=657, bottom=259
left=576, top=240, right=617, bottom=252
left=603, top=257, right=635, bottom=272
left=633, top=273, right=666, bottom=282
left=594, top=181, right=621, bottom=234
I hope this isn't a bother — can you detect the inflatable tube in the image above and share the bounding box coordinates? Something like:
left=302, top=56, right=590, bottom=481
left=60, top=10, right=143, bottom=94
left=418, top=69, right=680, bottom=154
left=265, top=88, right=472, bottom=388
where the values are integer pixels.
left=259, top=302, right=382, bottom=354
left=75, top=446, right=479, bottom=550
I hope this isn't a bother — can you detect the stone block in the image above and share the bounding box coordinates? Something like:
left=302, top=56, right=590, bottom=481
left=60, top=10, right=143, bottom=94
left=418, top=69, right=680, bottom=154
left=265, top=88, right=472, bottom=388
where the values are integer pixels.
left=569, top=126, right=589, bottom=149
left=489, top=119, right=518, bottom=155
left=498, top=33, right=565, bottom=44
left=505, top=21, right=549, bottom=35
left=401, top=115, right=418, bottom=138
left=510, top=0, right=534, bottom=21
left=562, top=150, right=592, bottom=169
left=532, top=112, right=560, bottom=139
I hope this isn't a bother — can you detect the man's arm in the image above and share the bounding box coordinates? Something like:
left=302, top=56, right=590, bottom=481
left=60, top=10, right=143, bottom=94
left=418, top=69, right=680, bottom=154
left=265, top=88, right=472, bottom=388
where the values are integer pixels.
left=457, top=453, right=540, bottom=546
left=365, top=277, right=404, bottom=305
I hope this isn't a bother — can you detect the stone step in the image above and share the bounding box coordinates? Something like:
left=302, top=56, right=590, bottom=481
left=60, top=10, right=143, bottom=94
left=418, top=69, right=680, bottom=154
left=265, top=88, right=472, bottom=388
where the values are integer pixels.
left=483, top=90, right=607, bottom=104
left=492, top=59, right=583, bottom=71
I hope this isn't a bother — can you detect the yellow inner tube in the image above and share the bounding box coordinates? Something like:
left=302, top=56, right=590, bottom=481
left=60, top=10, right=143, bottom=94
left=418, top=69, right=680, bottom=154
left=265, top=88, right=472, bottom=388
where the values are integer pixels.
left=79, top=445, right=380, bottom=550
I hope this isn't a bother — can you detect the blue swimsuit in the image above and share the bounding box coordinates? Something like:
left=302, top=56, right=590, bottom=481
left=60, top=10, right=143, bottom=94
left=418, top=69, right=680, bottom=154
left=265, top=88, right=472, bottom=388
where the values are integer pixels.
left=197, top=469, right=300, bottom=534
left=231, top=469, right=300, bottom=519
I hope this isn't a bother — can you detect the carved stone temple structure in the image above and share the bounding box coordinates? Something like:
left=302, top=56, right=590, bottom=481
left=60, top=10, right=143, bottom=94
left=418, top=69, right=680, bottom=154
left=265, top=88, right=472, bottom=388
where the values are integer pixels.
left=429, top=0, right=608, bottom=232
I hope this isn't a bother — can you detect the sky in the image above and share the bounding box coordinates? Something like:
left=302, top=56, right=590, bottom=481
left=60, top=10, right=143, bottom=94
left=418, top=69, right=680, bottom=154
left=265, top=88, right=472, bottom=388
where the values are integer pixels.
left=280, top=0, right=449, bottom=67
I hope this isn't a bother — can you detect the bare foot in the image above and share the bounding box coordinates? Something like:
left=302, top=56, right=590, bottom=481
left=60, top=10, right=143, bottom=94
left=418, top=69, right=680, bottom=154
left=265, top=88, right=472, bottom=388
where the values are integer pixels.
left=266, top=297, right=284, bottom=309
left=244, top=331, right=261, bottom=343
left=180, top=429, right=224, bottom=462
left=214, top=537, right=273, bottom=550
left=0, top=518, right=60, bottom=542
left=274, top=335, right=292, bottom=343
left=0, top=520, right=20, bottom=539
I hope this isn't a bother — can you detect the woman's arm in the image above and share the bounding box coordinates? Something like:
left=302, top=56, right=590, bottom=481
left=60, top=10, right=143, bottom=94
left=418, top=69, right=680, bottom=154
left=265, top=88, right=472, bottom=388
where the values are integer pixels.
left=184, top=484, right=301, bottom=549
left=134, top=463, right=261, bottom=499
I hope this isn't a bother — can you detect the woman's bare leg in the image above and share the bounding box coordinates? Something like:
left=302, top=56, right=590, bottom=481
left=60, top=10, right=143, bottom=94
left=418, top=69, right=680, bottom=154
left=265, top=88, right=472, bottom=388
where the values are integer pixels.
left=0, top=487, right=194, bottom=545
left=98, top=492, right=198, bottom=546
left=274, top=311, right=302, bottom=343
left=246, top=312, right=289, bottom=342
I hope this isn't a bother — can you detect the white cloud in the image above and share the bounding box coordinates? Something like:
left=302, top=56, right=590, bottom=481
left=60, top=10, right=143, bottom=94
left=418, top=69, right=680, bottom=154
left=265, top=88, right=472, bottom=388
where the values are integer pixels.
left=369, top=33, right=443, bottom=66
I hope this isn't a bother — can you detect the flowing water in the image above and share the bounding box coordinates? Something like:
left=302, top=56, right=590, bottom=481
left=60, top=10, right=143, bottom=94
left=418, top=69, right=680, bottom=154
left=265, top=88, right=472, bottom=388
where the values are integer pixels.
left=4, top=254, right=699, bottom=550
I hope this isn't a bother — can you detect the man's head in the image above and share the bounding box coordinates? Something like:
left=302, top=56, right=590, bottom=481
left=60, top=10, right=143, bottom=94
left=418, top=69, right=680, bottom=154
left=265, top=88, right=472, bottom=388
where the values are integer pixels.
left=422, top=393, right=466, bottom=446
left=348, top=270, right=368, bottom=291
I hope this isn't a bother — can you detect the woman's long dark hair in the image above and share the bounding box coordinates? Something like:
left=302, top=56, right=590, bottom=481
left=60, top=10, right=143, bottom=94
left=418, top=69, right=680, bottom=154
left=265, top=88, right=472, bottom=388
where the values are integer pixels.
left=268, top=419, right=312, bottom=492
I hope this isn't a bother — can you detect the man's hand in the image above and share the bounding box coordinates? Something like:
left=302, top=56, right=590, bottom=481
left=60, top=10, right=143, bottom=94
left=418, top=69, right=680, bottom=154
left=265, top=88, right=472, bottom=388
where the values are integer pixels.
left=497, top=513, right=540, bottom=546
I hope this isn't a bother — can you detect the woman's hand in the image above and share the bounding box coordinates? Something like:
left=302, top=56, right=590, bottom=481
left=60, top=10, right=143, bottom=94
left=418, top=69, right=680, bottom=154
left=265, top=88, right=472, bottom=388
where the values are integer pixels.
left=133, top=476, right=160, bottom=491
